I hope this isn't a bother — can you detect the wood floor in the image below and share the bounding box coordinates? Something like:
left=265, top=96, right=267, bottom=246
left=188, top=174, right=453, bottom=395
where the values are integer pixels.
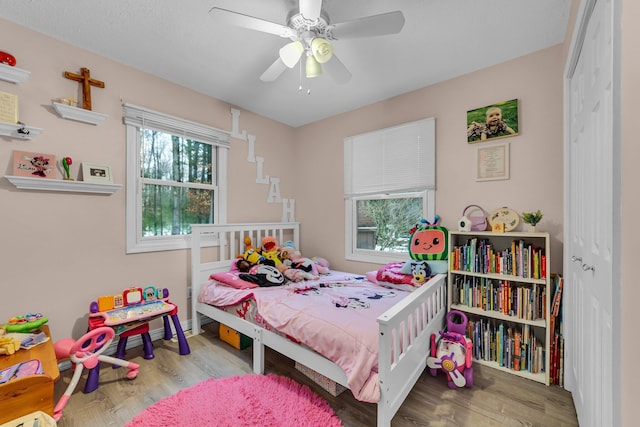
left=53, top=322, right=579, bottom=427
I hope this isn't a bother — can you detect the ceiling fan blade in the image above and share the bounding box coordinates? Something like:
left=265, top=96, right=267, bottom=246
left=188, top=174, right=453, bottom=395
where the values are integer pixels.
left=323, top=55, right=351, bottom=84
left=329, top=11, right=405, bottom=39
left=260, top=57, right=288, bottom=82
left=209, top=7, right=294, bottom=38
left=279, top=41, right=304, bottom=68
left=299, top=0, right=322, bottom=21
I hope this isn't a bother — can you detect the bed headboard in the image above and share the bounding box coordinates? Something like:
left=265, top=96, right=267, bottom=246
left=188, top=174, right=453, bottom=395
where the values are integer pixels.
left=190, top=222, right=300, bottom=296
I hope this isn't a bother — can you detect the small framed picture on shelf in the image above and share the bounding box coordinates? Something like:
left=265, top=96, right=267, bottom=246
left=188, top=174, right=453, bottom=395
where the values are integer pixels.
left=476, top=142, right=510, bottom=181
left=12, top=150, right=57, bottom=179
left=82, top=162, right=112, bottom=183
left=0, top=90, right=18, bottom=123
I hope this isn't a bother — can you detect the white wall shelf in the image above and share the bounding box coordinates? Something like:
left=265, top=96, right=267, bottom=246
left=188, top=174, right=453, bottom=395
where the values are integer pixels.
left=0, top=63, right=30, bottom=84
left=0, top=122, right=43, bottom=140
left=52, top=102, right=108, bottom=125
left=5, top=175, right=121, bottom=194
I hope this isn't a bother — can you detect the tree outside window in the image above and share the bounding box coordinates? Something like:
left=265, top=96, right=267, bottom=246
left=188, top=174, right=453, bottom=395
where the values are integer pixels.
left=140, top=129, right=216, bottom=237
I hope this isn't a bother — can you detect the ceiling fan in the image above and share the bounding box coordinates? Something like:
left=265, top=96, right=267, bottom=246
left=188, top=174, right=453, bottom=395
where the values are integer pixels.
left=209, top=0, right=405, bottom=84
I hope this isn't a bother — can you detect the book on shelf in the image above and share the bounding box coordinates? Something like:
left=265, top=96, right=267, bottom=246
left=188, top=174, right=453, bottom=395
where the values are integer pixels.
left=548, top=274, right=564, bottom=385
left=450, top=236, right=546, bottom=280
left=466, top=317, right=545, bottom=374
left=451, top=276, right=546, bottom=321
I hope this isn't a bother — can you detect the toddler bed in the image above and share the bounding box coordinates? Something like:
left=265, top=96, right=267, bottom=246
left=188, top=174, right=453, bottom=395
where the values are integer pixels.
left=190, top=222, right=446, bottom=427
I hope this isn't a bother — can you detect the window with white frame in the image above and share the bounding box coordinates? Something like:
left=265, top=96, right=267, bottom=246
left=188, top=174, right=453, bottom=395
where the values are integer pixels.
left=344, top=117, right=436, bottom=263
left=124, top=104, right=230, bottom=253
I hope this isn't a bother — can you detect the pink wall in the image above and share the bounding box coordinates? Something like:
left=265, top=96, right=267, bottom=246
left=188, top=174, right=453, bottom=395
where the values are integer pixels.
left=294, top=46, right=565, bottom=275
left=0, top=19, right=295, bottom=339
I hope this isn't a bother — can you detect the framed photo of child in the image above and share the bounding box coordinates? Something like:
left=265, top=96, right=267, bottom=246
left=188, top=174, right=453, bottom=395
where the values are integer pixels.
left=467, top=99, right=519, bottom=143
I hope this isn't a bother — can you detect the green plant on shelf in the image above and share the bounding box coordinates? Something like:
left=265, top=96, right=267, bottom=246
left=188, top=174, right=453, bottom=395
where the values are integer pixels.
left=522, top=210, right=543, bottom=226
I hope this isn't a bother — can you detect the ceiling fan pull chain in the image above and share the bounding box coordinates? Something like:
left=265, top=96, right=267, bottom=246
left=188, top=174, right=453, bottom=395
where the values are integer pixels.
left=298, top=59, right=303, bottom=91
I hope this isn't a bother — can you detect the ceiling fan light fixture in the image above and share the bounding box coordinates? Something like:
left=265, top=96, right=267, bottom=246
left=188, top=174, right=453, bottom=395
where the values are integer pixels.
left=279, top=41, right=304, bottom=68
left=305, top=54, right=322, bottom=78
left=311, top=37, right=333, bottom=63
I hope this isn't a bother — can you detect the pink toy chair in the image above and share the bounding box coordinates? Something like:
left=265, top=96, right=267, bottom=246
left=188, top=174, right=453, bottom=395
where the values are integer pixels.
left=53, top=326, right=139, bottom=421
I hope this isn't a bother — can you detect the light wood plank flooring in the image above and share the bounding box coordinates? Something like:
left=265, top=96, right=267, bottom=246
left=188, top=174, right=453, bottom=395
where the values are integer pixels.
left=53, top=323, right=579, bottom=427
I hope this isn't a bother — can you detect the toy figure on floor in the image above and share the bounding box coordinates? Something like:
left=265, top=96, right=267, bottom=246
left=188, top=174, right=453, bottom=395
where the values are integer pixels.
left=426, top=310, right=473, bottom=388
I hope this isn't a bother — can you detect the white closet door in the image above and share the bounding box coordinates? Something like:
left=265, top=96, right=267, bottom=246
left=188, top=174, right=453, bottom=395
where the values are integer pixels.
left=565, top=0, right=614, bottom=425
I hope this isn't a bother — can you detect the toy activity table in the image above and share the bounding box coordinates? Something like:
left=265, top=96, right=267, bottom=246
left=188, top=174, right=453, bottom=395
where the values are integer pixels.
left=85, top=287, right=190, bottom=393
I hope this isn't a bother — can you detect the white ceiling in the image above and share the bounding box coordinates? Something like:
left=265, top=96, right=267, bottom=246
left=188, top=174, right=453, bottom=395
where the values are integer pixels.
left=0, top=0, right=571, bottom=128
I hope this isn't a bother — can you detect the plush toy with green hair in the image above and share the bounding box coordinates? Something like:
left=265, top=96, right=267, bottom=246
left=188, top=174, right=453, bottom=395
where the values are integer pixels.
left=408, top=215, right=449, bottom=261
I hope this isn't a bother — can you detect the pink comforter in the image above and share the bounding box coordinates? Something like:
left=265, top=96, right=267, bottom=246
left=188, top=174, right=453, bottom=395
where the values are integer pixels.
left=198, top=271, right=408, bottom=402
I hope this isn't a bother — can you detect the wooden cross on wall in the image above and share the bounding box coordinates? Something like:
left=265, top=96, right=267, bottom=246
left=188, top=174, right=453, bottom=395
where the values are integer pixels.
left=64, top=67, right=105, bottom=110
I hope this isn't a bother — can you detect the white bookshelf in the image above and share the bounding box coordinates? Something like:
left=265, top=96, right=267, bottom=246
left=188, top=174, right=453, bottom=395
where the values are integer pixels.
left=448, top=230, right=551, bottom=385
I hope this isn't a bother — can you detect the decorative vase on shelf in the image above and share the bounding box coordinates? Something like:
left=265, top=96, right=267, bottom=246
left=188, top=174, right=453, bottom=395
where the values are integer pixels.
left=528, top=224, right=537, bottom=233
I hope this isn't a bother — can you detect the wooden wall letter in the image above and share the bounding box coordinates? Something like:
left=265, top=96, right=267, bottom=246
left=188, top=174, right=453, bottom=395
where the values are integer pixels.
left=255, top=156, right=269, bottom=184
left=281, top=199, right=296, bottom=222
left=267, top=178, right=281, bottom=203
left=247, top=134, right=256, bottom=163
left=230, top=108, right=247, bottom=140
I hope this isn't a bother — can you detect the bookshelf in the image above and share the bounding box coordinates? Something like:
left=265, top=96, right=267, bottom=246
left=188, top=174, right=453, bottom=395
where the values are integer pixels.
left=448, top=230, right=551, bottom=385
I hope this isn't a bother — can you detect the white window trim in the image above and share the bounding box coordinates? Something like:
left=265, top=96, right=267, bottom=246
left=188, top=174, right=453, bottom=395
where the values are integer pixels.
left=345, top=190, right=434, bottom=264
left=124, top=104, right=230, bottom=254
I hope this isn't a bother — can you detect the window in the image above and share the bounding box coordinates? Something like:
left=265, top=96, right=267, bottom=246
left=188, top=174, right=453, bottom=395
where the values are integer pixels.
left=344, top=118, right=435, bottom=263
left=124, top=104, right=230, bottom=253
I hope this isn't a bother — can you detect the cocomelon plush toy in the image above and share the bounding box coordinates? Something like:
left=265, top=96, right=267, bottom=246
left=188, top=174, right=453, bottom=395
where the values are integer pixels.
left=407, top=216, right=449, bottom=274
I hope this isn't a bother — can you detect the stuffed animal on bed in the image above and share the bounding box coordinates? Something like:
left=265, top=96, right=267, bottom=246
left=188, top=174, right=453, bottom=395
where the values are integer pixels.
left=311, top=256, right=330, bottom=275
left=410, top=261, right=431, bottom=287
left=408, top=216, right=449, bottom=274
left=261, top=236, right=282, bottom=267
left=239, top=236, right=265, bottom=265
left=239, top=264, right=285, bottom=287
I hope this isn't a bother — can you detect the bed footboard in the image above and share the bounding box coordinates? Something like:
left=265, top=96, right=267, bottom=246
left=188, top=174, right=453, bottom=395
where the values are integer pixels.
left=376, top=273, right=447, bottom=427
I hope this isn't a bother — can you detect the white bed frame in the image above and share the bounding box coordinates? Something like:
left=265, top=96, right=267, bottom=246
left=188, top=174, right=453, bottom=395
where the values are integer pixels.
left=191, top=223, right=447, bottom=427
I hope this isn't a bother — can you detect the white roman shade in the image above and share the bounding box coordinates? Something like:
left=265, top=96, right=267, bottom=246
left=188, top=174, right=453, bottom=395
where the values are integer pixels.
left=123, top=103, right=230, bottom=148
left=344, top=117, right=435, bottom=198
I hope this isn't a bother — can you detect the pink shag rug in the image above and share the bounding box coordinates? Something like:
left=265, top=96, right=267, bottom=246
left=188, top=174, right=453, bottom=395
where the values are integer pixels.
left=125, top=373, right=343, bottom=427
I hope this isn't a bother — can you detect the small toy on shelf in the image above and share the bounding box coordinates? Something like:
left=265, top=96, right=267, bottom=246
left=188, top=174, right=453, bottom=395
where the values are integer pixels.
left=57, top=96, right=78, bottom=106
left=0, top=51, right=16, bottom=66
left=62, top=156, right=73, bottom=180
